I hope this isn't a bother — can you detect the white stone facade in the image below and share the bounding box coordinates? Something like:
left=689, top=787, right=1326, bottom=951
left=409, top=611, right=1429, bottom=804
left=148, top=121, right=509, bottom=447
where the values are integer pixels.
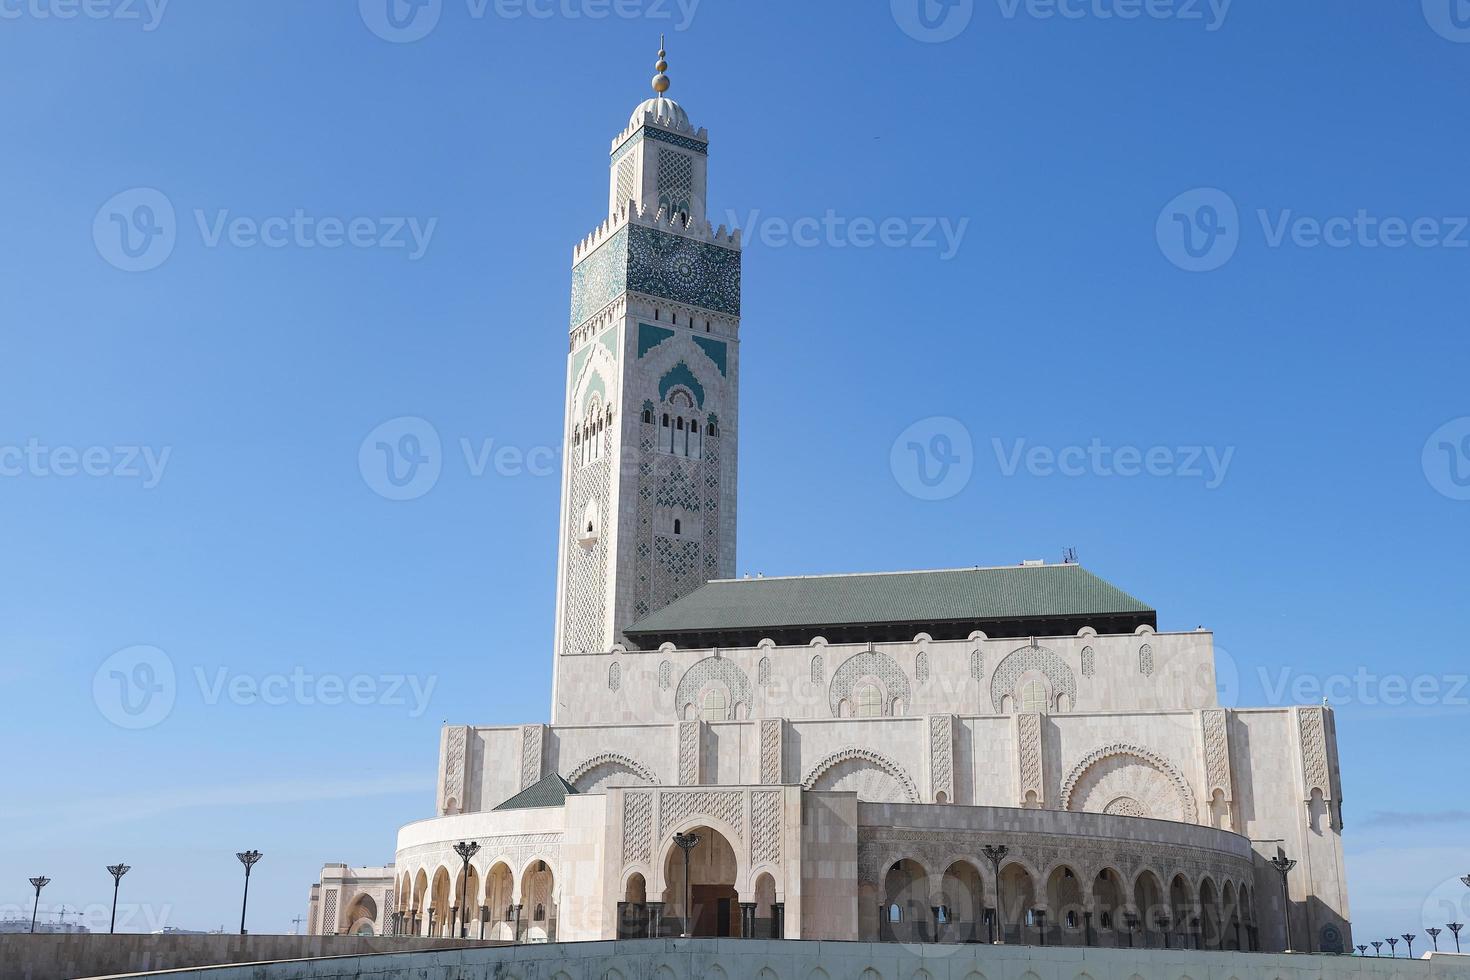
left=376, top=54, right=1355, bottom=960
left=306, top=864, right=396, bottom=937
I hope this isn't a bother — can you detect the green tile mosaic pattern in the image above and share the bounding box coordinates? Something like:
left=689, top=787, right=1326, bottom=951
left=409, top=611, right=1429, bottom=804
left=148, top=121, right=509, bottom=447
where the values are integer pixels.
left=638, top=322, right=676, bottom=358
left=692, top=335, right=728, bottom=376
left=571, top=224, right=741, bottom=327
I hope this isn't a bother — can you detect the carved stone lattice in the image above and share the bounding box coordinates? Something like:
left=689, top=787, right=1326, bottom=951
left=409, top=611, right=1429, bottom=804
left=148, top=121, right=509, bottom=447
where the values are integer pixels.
left=322, top=889, right=337, bottom=933
left=1081, top=646, right=1095, bottom=678
left=1298, top=706, right=1330, bottom=799
left=622, top=791, right=653, bottom=867
left=752, top=790, right=782, bottom=865
left=810, top=654, right=824, bottom=684
left=928, top=714, right=954, bottom=803
left=1059, top=742, right=1198, bottom=823
left=568, top=752, right=660, bottom=792
left=658, top=660, right=671, bottom=690
left=677, top=720, right=700, bottom=785
left=1104, top=796, right=1146, bottom=817
left=520, top=725, right=544, bottom=791
left=562, top=449, right=611, bottom=655
left=659, top=789, right=744, bottom=841
left=443, top=726, right=467, bottom=812
left=1202, top=709, right=1233, bottom=799
left=802, top=746, right=920, bottom=804
left=608, top=661, right=621, bottom=691
left=990, top=645, right=1076, bottom=713
left=1017, top=712, right=1044, bottom=804
left=674, top=657, right=752, bottom=720
left=970, top=649, right=983, bottom=680
left=1139, top=643, right=1155, bottom=677
left=829, top=650, right=911, bottom=717
left=759, top=718, right=783, bottom=784
left=757, top=656, right=771, bottom=686
left=915, top=651, right=930, bottom=685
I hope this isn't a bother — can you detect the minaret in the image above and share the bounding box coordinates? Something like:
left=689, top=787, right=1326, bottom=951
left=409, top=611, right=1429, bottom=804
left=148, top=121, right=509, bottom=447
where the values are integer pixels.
left=551, top=42, right=742, bottom=717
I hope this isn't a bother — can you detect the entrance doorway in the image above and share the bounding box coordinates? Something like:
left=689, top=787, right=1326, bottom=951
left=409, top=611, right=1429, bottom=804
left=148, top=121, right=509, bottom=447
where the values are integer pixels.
left=662, top=825, right=739, bottom=937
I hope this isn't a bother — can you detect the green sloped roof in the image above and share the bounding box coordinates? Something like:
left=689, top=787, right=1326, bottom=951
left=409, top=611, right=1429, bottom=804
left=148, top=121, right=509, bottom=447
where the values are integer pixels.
left=492, top=772, right=579, bottom=811
left=624, top=564, right=1152, bottom=637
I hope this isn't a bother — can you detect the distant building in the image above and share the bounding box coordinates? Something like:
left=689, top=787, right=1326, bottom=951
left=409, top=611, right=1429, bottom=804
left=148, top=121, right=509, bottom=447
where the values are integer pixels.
left=305, top=864, right=396, bottom=936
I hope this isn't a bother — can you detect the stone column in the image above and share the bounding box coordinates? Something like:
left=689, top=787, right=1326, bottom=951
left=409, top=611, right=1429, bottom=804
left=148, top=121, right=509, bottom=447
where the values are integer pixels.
left=772, top=902, right=785, bottom=939
left=647, top=901, right=666, bottom=938
left=510, top=904, right=523, bottom=943
left=740, top=902, right=757, bottom=937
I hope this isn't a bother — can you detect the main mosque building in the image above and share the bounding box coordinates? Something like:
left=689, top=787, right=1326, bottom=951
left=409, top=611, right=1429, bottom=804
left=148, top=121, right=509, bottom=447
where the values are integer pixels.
left=307, top=46, right=1353, bottom=957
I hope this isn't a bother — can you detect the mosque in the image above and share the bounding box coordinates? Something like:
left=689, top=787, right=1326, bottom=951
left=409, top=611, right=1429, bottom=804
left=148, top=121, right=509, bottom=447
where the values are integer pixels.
left=306, top=44, right=1352, bottom=957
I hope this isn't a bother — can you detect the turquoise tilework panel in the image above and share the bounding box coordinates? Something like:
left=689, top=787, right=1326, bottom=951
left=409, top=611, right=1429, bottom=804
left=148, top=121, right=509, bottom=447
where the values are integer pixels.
left=599, top=326, right=619, bottom=358
left=581, top=370, right=606, bottom=412
left=569, top=228, right=629, bottom=327
left=658, top=361, right=705, bottom=408
left=638, top=322, right=676, bottom=358
left=691, top=335, right=728, bottom=376
left=627, top=225, right=740, bottom=317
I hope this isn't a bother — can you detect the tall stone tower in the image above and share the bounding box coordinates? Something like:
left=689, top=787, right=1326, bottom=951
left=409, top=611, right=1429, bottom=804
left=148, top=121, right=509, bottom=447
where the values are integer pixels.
left=552, top=42, right=741, bottom=707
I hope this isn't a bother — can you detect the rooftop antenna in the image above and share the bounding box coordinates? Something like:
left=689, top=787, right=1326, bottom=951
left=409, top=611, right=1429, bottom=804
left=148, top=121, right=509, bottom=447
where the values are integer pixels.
left=1061, top=547, right=1079, bottom=565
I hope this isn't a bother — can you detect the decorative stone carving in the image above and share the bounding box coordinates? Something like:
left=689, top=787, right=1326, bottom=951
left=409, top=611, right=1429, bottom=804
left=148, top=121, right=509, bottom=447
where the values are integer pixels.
left=759, top=718, right=783, bottom=784
left=810, top=654, right=824, bottom=684
left=915, top=651, right=930, bottom=685
left=928, top=715, right=954, bottom=803
left=757, top=656, right=771, bottom=686
left=674, top=657, right=752, bottom=720
left=443, top=725, right=467, bottom=814
left=568, top=752, right=660, bottom=792
left=520, top=724, right=544, bottom=791
left=1081, top=646, right=1095, bottom=678
left=1201, top=709, right=1233, bottom=800
left=970, top=649, right=983, bottom=680
left=660, top=789, right=744, bottom=841
left=608, top=661, right=621, bottom=691
left=622, top=791, right=653, bottom=866
left=562, top=451, right=611, bottom=656
left=752, top=790, right=782, bottom=865
left=829, top=650, right=911, bottom=717
left=990, top=645, right=1076, bottom=714
left=1139, top=643, right=1155, bottom=677
left=677, top=720, right=701, bottom=785
left=1016, top=712, right=1044, bottom=805
left=1059, top=743, right=1198, bottom=823
left=658, top=660, right=671, bottom=690
left=1297, top=706, right=1330, bottom=800
left=1104, top=796, right=1146, bottom=817
left=801, top=746, right=919, bottom=804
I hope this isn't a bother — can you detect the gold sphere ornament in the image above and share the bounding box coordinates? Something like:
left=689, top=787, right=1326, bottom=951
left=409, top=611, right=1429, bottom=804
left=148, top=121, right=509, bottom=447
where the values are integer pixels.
left=656, top=59, right=668, bottom=72
left=652, top=73, right=670, bottom=94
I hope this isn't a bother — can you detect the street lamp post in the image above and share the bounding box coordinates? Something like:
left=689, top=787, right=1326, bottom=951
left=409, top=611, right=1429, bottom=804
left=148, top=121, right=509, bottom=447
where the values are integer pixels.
left=672, top=832, right=701, bottom=938
left=1268, top=851, right=1297, bottom=953
left=1449, top=923, right=1463, bottom=953
left=1404, top=934, right=1417, bottom=958
left=236, top=851, right=263, bottom=935
left=981, top=845, right=1008, bottom=945
left=1356, top=945, right=1368, bottom=956
left=452, top=841, right=480, bottom=939
left=1386, top=937, right=1398, bottom=958
left=1427, top=928, right=1442, bottom=952
left=1371, top=941, right=1382, bottom=956
left=28, top=877, right=50, bottom=934
left=106, top=865, right=131, bottom=934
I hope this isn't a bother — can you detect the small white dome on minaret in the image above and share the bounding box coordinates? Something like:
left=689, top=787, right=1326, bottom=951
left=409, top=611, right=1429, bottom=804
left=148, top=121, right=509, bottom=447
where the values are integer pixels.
left=629, top=36, right=692, bottom=132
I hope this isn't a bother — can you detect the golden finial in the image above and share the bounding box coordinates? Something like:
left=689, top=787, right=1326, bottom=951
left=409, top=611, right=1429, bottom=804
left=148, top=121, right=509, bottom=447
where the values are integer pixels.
left=652, top=34, right=670, bottom=95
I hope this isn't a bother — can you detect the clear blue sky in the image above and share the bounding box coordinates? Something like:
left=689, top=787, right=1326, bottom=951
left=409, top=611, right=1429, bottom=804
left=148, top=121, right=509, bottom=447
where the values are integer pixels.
left=2, top=0, right=1468, bottom=947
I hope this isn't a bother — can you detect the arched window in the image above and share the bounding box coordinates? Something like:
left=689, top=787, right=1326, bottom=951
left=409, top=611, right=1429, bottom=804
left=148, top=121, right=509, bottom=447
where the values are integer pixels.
left=642, top=408, right=652, bottom=424
left=534, top=904, right=545, bottom=921
left=888, top=904, right=903, bottom=923
left=673, top=519, right=682, bottom=535
left=676, top=417, right=684, bottom=430
left=1021, top=679, right=1048, bottom=712
left=662, top=414, right=669, bottom=427
left=855, top=683, right=881, bottom=718
left=701, top=688, right=727, bottom=721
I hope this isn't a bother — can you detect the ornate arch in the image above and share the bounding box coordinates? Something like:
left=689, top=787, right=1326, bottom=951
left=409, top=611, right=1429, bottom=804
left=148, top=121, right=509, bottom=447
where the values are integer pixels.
left=829, top=651, right=911, bottom=717
left=801, top=746, right=919, bottom=803
left=1059, top=743, right=1198, bottom=823
left=989, top=644, right=1076, bottom=713
left=674, top=657, right=752, bottom=719
left=566, top=752, right=660, bottom=790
